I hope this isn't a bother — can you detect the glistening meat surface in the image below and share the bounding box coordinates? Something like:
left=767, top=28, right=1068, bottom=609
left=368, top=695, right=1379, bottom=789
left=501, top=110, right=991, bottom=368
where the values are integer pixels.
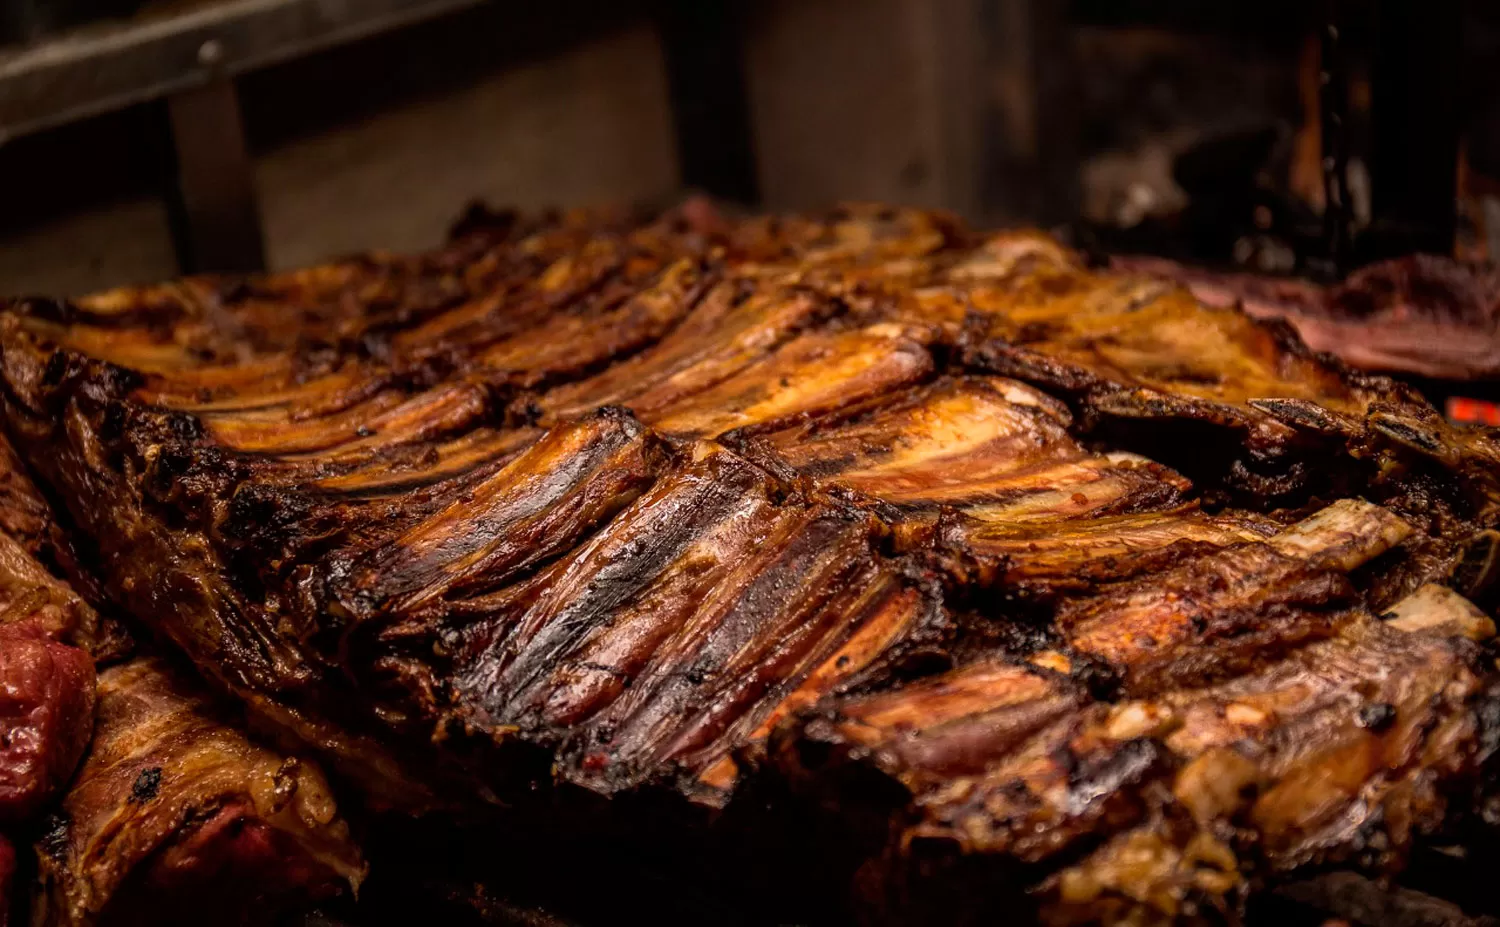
left=32, top=657, right=364, bottom=927
left=1, top=202, right=1498, bottom=925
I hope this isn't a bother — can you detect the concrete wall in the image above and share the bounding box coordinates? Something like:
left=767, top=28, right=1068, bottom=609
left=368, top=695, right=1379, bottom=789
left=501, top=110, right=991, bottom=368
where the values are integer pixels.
left=744, top=0, right=984, bottom=217
left=256, top=24, right=678, bottom=271
left=0, top=0, right=990, bottom=297
left=0, top=22, right=678, bottom=296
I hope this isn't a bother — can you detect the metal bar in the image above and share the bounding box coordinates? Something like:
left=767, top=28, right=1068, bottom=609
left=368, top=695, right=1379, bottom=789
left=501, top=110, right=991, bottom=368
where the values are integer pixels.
left=1368, top=0, right=1461, bottom=257
left=984, top=0, right=1076, bottom=225
left=166, top=78, right=266, bottom=273
left=656, top=0, right=759, bottom=203
left=907, top=0, right=985, bottom=218
left=0, top=0, right=490, bottom=144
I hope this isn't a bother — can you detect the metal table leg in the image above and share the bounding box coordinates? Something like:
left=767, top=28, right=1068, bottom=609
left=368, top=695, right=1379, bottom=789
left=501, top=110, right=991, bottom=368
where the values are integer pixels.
left=164, top=73, right=266, bottom=275
left=656, top=0, right=760, bottom=204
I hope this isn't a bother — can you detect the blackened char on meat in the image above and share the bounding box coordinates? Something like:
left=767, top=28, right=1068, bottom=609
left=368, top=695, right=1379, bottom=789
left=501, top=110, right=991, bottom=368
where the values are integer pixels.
left=1, top=203, right=1498, bottom=924
left=32, top=657, right=364, bottom=927
left=0, top=433, right=363, bottom=927
left=776, top=582, right=1498, bottom=925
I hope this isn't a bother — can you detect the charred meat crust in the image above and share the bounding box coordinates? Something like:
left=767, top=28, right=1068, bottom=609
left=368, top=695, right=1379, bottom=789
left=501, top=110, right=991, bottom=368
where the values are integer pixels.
left=32, top=657, right=363, bottom=927
left=1, top=204, right=1498, bottom=924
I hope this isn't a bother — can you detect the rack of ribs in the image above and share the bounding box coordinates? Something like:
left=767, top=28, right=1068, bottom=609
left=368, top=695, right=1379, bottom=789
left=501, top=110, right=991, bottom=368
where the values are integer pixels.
left=1, top=201, right=1498, bottom=924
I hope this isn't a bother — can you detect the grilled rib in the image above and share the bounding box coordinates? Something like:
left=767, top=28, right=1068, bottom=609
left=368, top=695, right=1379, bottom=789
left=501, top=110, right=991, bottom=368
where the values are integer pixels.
left=1, top=202, right=1497, bottom=925
left=777, top=583, right=1499, bottom=925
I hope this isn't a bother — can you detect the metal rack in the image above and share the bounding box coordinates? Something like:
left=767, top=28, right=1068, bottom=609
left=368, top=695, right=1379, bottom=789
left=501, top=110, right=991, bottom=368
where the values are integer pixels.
left=0, top=0, right=503, bottom=273
left=0, top=0, right=763, bottom=276
left=0, top=0, right=496, bottom=143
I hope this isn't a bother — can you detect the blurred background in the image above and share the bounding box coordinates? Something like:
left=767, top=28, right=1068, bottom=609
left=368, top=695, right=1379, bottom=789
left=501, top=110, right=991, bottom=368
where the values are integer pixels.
left=0, top=0, right=1494, bottom=296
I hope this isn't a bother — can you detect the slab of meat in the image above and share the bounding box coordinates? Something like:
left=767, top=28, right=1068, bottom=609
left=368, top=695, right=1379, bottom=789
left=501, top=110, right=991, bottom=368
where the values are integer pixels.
left=777, top=582, right=1498, bottom=925
left=1114, top=254, right=1500, bottom=382
left=2, top=202, right=1499, bottom=923
left=32, top=657, right=364, bottom=927
left=0, top=432, right=363, bottom=926
left=0, top=486, right=98, bottom=825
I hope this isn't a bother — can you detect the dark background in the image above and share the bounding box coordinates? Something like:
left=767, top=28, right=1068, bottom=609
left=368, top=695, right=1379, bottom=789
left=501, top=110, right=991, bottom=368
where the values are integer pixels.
left=0, top=0, right=1494, bottom=295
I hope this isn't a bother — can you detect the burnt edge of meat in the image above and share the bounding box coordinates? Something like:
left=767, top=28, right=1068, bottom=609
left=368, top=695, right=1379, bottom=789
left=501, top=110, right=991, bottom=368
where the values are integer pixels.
left=2, top=205, right=1499, bottom=926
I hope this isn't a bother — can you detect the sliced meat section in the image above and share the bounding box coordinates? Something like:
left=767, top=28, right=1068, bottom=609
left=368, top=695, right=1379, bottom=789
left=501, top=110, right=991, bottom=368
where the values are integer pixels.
left=191, top=257, right=708, bottom=459
left=745, top=376, right=1188, bottom=518
left=945, top=508, right=1282, bottom=597
left=324, top=407, right=666, bottom=624
left=533, top=284, right=828, bottom=424
left=736, top=375, right=1199, bottom=565
left=782, top=658, right=1086, bottom=790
